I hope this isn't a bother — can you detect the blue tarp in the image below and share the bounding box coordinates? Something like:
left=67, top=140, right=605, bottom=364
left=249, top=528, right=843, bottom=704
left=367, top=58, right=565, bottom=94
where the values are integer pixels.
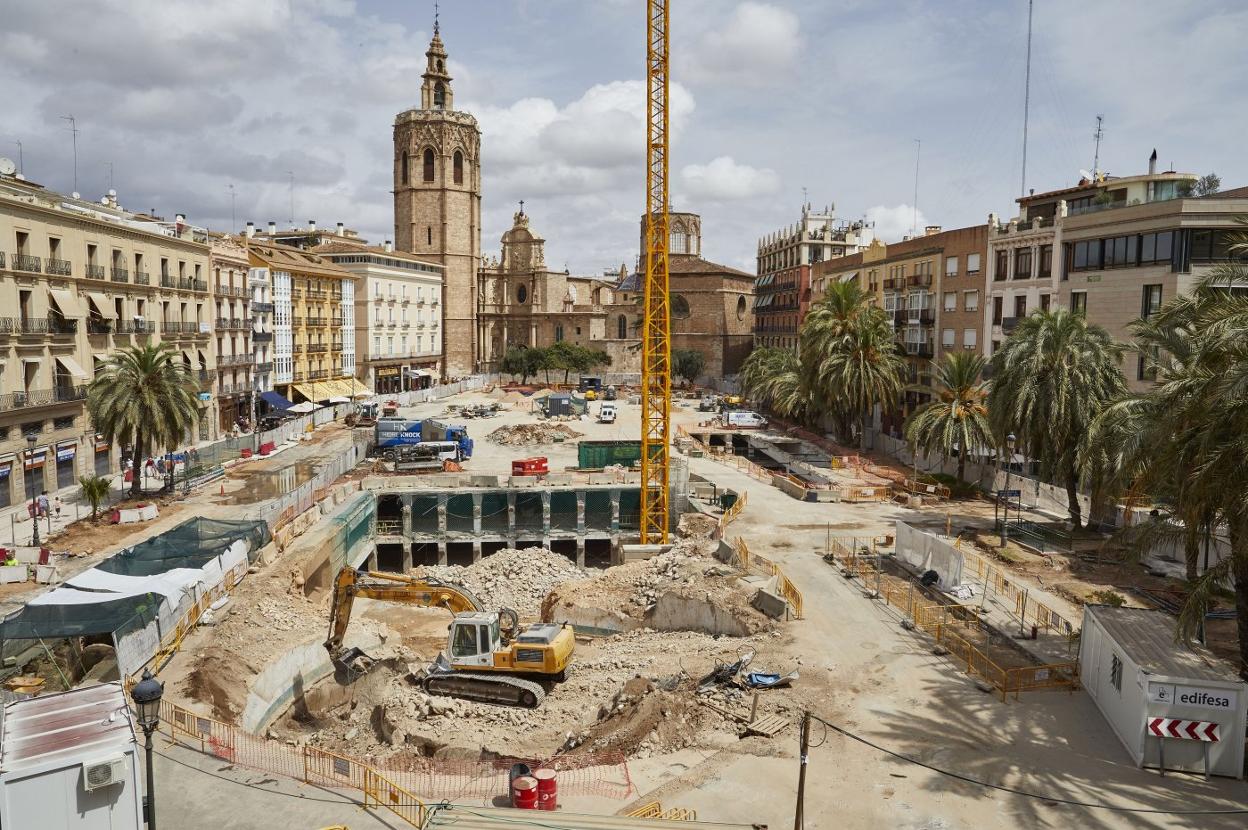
left=260, top=390, right=293, bottom=411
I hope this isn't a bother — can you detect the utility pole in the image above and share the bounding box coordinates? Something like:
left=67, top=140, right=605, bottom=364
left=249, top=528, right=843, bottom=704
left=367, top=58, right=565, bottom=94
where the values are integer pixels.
left=910, top=139, right=921, bottom=238
left=8, top=140, right=22, bottom=175
left=104, top=162, right=114, bottom=192
left=1020, top=0, right=1033, bottom=196
left=1092, top=115, right=1105, bottom=179
left=61, top=115, right=79, bottom=193
left=793, top=710, right=811, bottom=830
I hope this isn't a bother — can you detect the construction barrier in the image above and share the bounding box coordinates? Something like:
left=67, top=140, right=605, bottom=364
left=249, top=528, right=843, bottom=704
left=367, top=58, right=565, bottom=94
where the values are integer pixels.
left=714, top=490, right=748, bottom=539
left=734, top=537, right=803, bottom=619
left=158, top=698, right=634, bottom=817
left=627, top=802, right=699, bottom=820
left=960, top=551, right=1080, bottom=638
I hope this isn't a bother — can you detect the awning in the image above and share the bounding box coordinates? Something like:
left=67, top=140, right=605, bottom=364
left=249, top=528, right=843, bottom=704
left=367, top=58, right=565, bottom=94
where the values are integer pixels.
left=288, top=401, right=317, bottom=414
left=55, top=355, right=88, bottom=379
left=85, top=292, right=117, bottom=319
left=293, top=382, right=333, bottom=402
left=259, top=391, right=293, bottom=411
left=48, top=288, right=83, bottom=317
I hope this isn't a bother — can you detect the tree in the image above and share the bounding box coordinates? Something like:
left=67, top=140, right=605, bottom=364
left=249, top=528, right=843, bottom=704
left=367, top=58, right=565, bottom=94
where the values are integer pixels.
left=672, top=349, right=706, bottom=386
left=904, top=352, right=993, bottom=483
left=78, top=475, right=111, bottom=521
left=1195, top=173, right=1221, bottom=197
left=738, top=346, right=808, bottom=421
left=814, top=305, right=906, bottom=450
left=88, top=343, right=201, bottom=498
left=500, top=346, right=542, bottom=383
left=988, top=308, right=1126, bottom=528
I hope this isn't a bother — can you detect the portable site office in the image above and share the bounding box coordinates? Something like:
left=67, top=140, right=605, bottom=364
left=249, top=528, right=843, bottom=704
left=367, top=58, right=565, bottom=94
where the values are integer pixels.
left=1079, top=604, right=1247, bottom=778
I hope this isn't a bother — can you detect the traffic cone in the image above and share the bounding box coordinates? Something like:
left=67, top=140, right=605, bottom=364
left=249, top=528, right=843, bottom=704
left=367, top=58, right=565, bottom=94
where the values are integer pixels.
left=219, top=483, right=226, bottom=497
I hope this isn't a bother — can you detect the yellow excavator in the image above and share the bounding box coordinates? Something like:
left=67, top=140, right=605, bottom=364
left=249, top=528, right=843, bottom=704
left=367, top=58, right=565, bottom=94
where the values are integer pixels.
left=324, top=567, right=575, bottom=708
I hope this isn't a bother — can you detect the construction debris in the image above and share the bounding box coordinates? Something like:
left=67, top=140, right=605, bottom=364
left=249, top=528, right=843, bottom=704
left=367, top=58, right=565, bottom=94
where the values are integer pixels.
left=416, top=546, right=588, bottom=617
left=487, top=423, right=584, bottom=446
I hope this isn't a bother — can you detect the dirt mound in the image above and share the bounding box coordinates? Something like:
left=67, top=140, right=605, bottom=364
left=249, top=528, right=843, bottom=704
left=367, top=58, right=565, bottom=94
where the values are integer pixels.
left=487, top=423, right=583, bottom=446
left=677, top=511, right=720, bottom=538
left=418, top=546, right=587, bottom=617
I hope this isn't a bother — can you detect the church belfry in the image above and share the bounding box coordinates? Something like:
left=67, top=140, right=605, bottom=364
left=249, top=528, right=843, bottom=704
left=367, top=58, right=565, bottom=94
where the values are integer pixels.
left=393, top=24, right=482, bottom=377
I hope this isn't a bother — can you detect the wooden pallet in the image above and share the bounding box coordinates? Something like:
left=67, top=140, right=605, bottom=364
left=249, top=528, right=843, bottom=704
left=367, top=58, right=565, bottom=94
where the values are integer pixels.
left=744, top=714, right=789, bottom=738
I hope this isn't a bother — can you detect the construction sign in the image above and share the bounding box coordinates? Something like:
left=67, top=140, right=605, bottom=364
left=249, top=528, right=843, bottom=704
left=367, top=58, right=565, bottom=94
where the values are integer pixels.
left=1146, top=718, right=1220, bottom=742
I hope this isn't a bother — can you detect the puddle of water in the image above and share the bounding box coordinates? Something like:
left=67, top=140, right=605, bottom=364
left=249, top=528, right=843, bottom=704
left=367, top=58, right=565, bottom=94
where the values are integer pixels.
left=223, top=463, right=319, bottom=503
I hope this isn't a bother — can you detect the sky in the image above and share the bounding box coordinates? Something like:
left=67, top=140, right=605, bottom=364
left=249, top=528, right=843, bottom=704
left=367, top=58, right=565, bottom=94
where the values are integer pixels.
left=3, top=0, right=1246, bottom=275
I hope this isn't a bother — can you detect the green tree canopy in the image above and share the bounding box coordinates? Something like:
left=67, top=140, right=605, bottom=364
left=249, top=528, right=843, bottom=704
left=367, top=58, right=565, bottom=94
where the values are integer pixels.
left=904, top=352, right=992, bottom=483
left=672, top=349, right=706, bottom=384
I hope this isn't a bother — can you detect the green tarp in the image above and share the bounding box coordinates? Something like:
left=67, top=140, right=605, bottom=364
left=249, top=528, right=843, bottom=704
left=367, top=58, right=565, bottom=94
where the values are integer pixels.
left=97, top=517, right=271, bottom=577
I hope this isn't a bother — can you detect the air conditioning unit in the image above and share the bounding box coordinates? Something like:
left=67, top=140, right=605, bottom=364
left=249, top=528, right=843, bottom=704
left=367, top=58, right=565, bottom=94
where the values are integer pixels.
left=82, top=756, right=127, bottom=791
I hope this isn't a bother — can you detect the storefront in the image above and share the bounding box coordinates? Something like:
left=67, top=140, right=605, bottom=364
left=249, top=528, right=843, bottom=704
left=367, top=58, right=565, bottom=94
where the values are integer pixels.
left=375, top=365, right=402, bottom=395
left=0, top=459, right=12, bottom=509
left=406, top=366, right=436, bottom=390
left=23, top=446, right=47, bottom=499
left=55, top=442, right=77, bottom=489
left=94, top=435, right=112, bottom=477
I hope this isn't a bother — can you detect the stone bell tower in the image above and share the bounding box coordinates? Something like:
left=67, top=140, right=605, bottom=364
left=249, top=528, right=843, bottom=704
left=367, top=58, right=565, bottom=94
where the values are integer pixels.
left=393, top=22, right=482, bottom=377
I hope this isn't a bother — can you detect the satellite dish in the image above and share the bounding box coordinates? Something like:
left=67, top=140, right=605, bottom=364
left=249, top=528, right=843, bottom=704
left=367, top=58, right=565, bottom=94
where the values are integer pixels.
left=1079, top=169, right=1094, bottom=181
left=0, top=158, right=15, bottom=176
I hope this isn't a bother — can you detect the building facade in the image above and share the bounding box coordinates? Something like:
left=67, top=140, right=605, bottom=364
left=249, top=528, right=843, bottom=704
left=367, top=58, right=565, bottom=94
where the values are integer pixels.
left=393, top=26, right=481, bottom=377
left=0, top=173, right=218, bottom=507
left=209, top=236, right=253, bottom=432
left=755, top=204, right=874, bottom=351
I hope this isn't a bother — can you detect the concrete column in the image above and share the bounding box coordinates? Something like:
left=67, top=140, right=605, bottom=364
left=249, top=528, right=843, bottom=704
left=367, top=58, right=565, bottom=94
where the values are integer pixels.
left=576, top=537, right=585, bottom=568
left=367, top=544, right=378, bottom=571
left=402, top=543, right=413, bottom=573
left=437, top=541, right=447, bottom=566
left=472, top=493, right=483, bottom=535
left=576, top=491, right=586, bottom=533
left=610, top=489, right=620, bottom=532
left=507, top=491, right=516, bottom=536
left=473, top=541, right=482, bottom=563
left=401, top=495, right=413, bottom=539
left=541, top=491, right=551, bottom=535
left=437, top=494, right=448, bottom=566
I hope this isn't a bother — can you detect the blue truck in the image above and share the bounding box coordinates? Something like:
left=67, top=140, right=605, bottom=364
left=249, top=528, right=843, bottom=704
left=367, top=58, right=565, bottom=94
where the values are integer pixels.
left=373, top=418, right=473, bottom=457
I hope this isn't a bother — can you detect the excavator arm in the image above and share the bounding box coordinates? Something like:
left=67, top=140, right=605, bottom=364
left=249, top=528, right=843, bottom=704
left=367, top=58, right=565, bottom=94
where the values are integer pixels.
left=324, top=567, right=486, bottom=659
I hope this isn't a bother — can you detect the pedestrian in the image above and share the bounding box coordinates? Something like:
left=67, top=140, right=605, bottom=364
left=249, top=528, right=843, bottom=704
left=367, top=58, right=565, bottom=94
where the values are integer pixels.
left=53, top=496, right=63, bottom=520
left=37, top=491, right=49, bottom=518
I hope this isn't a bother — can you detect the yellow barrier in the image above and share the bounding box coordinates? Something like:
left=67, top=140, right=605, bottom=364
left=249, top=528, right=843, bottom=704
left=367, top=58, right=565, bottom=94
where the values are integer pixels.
left=961, top=551, right=1079, bottom=637
left=364, top=767, right=430, bottom=828
left=734, top=537, right=803, bottom=619
left=151, top=561, right=249, bottom=670
left=627, top=802, right=698, bottom=821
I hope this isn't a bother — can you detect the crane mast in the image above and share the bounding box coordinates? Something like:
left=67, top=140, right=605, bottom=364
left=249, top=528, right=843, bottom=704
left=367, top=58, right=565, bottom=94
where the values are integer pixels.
left=641, top=0, right=671, bottom=543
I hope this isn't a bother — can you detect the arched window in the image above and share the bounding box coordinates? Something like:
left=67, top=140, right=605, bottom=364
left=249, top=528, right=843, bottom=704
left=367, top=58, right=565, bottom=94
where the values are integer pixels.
left=422, top=149, right=435, bottom=182
left=671, top=294, right=691, bottom=319
left=737, top=295, right=747, bottom=320
left=401, top=151, right=409, bottom=184
left=453, top=151, right=464, bottom=185
left=434, top=82, right=445, bottom=109
left=617, top=314, right=627, bottom=339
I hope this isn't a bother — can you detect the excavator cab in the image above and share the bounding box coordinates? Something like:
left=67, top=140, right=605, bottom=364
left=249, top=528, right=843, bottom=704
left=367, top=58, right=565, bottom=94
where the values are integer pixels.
left=448, top=613, right=503, bottom=669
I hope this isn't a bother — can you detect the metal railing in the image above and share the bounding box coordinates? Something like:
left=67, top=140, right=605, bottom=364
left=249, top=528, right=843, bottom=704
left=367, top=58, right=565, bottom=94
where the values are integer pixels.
left=134, top=270, right=150, bottom=285
left=0, top=384, right=89, bottom=411
left=13, top=253, right=41, bottom=273
left=309, top=369, right=328, bottom=379
left=193, top=279, right=208, bottom=292
left=255, top=362, right=274, bottom=373
left=253, top=331, right=273, bottom=342
left=307, top=317, right=327, bottom=327
left=117, top=319, right=152, bottom=334
left=108, top=267, right=128, bottom=282
left=252, top=302, right=274, bottom=313
left=733, top=536, right=803, bottom=618
left=46, top=258, right=72, bottom=276
left=161, top=275, right=174, bottom=288
left=1, top=316, right=79, bottom=335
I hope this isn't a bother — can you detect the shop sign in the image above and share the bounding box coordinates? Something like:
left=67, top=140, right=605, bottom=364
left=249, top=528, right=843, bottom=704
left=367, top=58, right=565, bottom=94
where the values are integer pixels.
left=1149, top=682, right=1238, bottom=712
left=0, top=461, right=10, bottom=480
left=198, top=392, right=213, bottom=401
left=56, top=443, right=77, bottom=462
left=376, top=366, right=400, bottom=378
left=23, top=448, right=47, bottom=470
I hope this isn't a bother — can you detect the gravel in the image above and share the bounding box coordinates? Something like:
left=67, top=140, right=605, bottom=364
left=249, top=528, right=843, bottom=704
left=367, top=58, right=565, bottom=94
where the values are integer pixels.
left=417, top=546, right=588, bottom=616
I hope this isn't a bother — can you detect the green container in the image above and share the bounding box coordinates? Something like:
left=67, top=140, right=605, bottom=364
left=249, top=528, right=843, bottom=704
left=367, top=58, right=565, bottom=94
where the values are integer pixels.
left=578, top=440, right=643, bottom=469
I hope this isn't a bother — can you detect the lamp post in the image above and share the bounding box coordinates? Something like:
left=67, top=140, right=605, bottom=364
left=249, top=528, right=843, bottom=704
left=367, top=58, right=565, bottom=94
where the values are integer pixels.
left=24, top=433, right=39, bottom=548
left=1000, top=432, right=1016, bottom=548
left=131, top=668, right=164, bottom=830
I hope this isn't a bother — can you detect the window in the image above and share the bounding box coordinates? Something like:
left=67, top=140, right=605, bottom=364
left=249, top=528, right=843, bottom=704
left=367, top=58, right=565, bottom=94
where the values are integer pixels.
left=427, top=226, right=432, bottom=245
left=994, top=249, right=1009, bottom=281
left=1072, top=240, right=1101, bottom=271
left=963, top=329, right=977, bottom=349
left=671, top=294, right=691, bottom=319
left=942, top=328, right=955, bottom=347
left=942, top=292, right=956, bottom=312
left=554, top=325, right=564, bottom=342
left=453, top=151, right=464, bottom=185
left=964, top=290, right=979, bottom=312
left=1141, top=284, right=1162, bottom=318
left=945, top=256, right=958, bottom=277
left=618, top=314, right=628, bottom=339
left=1037, top=244, right=1052, bottom=278
left=1070, top=291, right=1087, bottom=315
left=401, top=151, right=409, bottom=184
left=966, top=253, right=981, bottom=274
left=422, top=148, right=435, bottom=182
left=517, top=284, right=528, bottom=304
left=1109, top=653, right=1123, bottom=692
left=373, top=336, right=380, bottom=354
left=992, top=296, right=1003, bottom=325
left=451, top=623, right=478, bottom=657
left=1040, top=293, right=1051, bottom=311
left=1014, top=248, right=1032, bottom=279
left=1014, top=295, right=1027, bottom=318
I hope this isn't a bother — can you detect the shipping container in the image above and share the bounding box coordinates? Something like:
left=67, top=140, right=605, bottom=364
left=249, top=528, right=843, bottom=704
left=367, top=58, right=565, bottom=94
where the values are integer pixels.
left=578, top=440, right=642, bottom=469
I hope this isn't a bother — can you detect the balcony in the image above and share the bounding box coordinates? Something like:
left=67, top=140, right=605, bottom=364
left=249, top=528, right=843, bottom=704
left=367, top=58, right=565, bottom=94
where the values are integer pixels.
left=214, top=318, right=247, bottom=330
left=291, top=317, right=304, bottom=326
left=906, top=309, right=936, bottom=326
left=255, top=362, right=274, bottom=374
left=253, top=331, right=273, bottom=343
left=134, top=271, right=151, bottom=285
left=87, top=318, right=113, bottom=335
left=218, top=354, right=251, bottom=367
left=307, top=317, right=327, bottom=327
left=1001, top=316, right=1021, bottom=332
left=116, top=319, right=152, bottom=334
left=307, top=344, right=328, bottom=353
left=307, top=289, right=326, bottom=300
left=400, top=297, right=410, bottom=306
left=882, top=278, right=902, bottom=291
left=13, top=254, right=42, bottom=273
left=253, top=302, right=274, bottom=314
left=292, top=371, right=306, bottom=382
left=47, top=259, right=73, bottom=277
left=3, top=317, right=79, bottom=336
left=161, top=274, right=174, bottom=288
left=177, top=278, right=193, bottom=290
left=907, top=273, right=933, bottom=288
left=905, top=342, right=934, bottom=358
left=110, top=267, right=129, bottom=283
left=0, top=252, right=5, bottom=269
left=308, top=369, right=328, bottom=380
left=193, top=280, right=208, bottom=293
left=0, top=384, right=88, bottom=411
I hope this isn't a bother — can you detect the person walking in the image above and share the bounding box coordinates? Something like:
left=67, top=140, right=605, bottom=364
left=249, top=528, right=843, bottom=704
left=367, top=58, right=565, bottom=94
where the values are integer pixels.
left=37, top=491, right=49, bottom=518
left=53, top=496, right=63, bottom=520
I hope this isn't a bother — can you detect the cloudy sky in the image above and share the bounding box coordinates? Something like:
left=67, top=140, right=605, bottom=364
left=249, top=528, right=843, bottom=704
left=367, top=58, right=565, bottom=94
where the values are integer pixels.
left=3, top=0, right=1245, bottom=274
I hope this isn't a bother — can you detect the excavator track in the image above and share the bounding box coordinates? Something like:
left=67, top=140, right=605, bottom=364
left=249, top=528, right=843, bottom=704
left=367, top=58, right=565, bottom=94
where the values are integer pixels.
left=422, top=672, right=547, bottom=709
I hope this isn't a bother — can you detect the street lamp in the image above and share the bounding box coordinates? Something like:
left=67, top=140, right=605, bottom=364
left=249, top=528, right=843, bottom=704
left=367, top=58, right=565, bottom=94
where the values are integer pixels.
left=1000, top=432, right=1017, bottom=547
left=24, top=433, right=39, bottom=548
left=131, top=669, right=164, bottom=830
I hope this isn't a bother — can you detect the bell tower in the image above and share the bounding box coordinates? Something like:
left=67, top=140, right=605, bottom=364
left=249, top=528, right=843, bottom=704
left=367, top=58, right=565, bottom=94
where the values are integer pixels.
left=393, top=23, right=482, bottom=377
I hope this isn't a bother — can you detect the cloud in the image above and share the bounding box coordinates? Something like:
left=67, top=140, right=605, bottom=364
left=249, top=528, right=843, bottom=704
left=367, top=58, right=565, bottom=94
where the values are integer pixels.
left=679, top=156, right=780, bottom=202
left=865, top=205, right=928, bottom=243
left=680, top=2, right=802, bottom=87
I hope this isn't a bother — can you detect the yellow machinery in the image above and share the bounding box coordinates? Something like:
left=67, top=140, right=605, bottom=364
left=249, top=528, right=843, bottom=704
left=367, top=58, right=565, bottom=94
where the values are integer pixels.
left=324, top=568, right=574, bottom=708
left=641, top=0, right=672, bottom=543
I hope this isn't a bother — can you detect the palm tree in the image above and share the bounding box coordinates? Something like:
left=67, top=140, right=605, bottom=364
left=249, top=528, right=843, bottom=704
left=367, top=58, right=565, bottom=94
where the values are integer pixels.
left=738, top=346, right=808, bottom=420
left=904, top=352, right=992, bottom=483
left=988, top=308, right=1126, bottom=528
left=88, top=343, right=201, bottom=499
left=78, top=475, right=111, bottom=520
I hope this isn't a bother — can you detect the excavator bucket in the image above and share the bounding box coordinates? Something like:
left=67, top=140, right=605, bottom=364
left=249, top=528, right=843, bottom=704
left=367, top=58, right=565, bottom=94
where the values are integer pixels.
left=333, top=646, right=374, bottom=680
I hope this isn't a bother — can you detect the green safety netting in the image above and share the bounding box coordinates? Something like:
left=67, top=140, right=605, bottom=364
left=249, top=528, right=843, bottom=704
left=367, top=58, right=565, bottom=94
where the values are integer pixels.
left=96, top=517, right=271, bottom=577
left=0, top=593, right=161, bottom=640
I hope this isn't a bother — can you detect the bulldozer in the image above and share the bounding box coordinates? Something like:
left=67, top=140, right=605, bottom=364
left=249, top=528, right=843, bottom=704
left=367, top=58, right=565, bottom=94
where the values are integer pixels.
left=324, top=567, right=575, bottom=708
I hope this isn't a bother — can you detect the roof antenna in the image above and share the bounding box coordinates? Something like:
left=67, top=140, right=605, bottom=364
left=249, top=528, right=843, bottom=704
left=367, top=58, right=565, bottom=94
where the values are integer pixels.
left=1092, top=115, right=1104, bottom=179
left=433, top=0, right=439, bottom=34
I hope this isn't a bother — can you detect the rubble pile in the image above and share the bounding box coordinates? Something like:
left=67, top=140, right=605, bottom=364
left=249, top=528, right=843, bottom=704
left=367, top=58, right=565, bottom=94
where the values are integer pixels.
left=417, top=546, right=587, bottom=616
left=487, top=423, right=583, bottom=446
left=677, top=511, right=720, bottom=538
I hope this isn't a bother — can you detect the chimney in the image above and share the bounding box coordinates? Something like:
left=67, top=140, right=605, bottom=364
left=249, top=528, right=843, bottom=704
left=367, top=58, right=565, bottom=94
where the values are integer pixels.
left=1148, top=149, right=1158, bottom=175
left=245, top=221, right=255, bottom=238
left=308, top=220, right=316, bottom=232
left=384, top=240, right=393, bottom=253
left=268, top=221, right=277, bottom=235
left=336, top=222, right=345, bottom=236
left=924, top=225, right=941, bottom=236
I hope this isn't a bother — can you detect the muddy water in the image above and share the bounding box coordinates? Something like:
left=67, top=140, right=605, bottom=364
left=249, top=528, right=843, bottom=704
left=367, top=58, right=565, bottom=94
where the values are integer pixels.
left=224, top=463, right=318, bottom=503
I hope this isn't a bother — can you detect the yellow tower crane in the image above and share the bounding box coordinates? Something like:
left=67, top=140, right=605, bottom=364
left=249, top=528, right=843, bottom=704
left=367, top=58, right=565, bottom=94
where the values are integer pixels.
left=640, top=0, right=671, bottom=543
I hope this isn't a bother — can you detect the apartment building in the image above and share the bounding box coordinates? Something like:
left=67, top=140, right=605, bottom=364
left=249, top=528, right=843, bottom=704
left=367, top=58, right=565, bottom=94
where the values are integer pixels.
left=755, top=204, right=874, bottom=351
left=209, top=235, right=253, bottom=431
left=314, top=240, right=443, bottom=394
left=245, top=241, right=359, bottom=403
left=0, top=173, right=217, bottom=507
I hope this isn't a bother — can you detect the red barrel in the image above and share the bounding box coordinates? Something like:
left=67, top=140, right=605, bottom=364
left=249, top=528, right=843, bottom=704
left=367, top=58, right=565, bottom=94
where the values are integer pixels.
left=533, top=768, right=557, bottom=811
left=511, top=775, right=538, bottom=810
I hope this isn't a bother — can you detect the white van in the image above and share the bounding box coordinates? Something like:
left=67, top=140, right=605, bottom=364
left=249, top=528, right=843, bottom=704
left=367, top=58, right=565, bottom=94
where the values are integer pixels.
left=724, top=410, right=766, bottom=429
left=598, top=403, right=617, bottom=424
